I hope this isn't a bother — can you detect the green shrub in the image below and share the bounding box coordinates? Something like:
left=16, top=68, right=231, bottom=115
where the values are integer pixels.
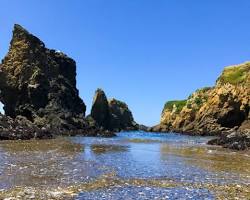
left=163, top=100, right=187, bottom=113
left=194, top=97, right=203, bottom=107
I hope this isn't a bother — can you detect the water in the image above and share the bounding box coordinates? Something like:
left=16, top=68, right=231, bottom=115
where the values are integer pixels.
left=0, top=131, right=249, bottom=199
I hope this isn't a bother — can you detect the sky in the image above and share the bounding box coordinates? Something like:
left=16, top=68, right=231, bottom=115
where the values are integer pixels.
left=0, top=0, right=250, bottom=125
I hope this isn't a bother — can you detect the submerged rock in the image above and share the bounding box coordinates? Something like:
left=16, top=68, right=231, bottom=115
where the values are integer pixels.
left=0, top=24, right=86, bottom=130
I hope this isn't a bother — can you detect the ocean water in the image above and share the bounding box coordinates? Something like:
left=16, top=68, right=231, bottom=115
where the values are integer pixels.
left=0, top=131, right=249, bottom=199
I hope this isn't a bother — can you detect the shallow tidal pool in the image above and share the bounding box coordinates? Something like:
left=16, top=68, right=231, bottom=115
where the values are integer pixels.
left=0, top=131, right=249, bottom=199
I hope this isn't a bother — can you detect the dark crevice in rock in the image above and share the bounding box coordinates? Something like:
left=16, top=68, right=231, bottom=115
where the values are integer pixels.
left=217, top=109, right=246, bottom=128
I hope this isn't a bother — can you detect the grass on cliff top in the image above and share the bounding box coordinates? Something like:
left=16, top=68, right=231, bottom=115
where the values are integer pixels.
left=218, top=62, right=250, bottom=85
left=163, top=100, right=187, bottom=113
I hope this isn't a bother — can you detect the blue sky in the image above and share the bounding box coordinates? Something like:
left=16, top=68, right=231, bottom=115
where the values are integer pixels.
left=1, top=0, right=250, bottom=125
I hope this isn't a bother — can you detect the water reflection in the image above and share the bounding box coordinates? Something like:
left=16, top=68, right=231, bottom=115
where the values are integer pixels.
left=160, top=144, right=250, bottom=177
left=0, top=131, right=249, bottom=199
left=0, top=138, right=102, bottom=189
left=0, top=137, right=83, bottom=153
left=91, top=144, right=129, bottom=155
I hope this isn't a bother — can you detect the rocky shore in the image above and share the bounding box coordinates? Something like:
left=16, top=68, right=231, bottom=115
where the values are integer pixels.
left=0, top=24, right=249, bottom=150
left=0, top=24, right=137, bottom=139
left=207, top=129, right=250, bottom=150
left=152, top=62, right=250, bottom=150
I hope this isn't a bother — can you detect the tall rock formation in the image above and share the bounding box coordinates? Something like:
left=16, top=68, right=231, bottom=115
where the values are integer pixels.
left=0, top=24, right=136, bottom=139
left=90, top=89, right=137, bottom=131
left=0, top=24, right=86, bottom=130
left=90, top=89, right=110, bottom=129
left=155, top=62, right=250, bottom=149
left=108, top=98, right=135, bottom=130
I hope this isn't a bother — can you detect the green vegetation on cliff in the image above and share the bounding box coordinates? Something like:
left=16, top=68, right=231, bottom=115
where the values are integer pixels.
left=163, top=100, right=187, bottom=113
left=217, top=62, right=250, bottom=85
left=160, top=61, right=250, bottom=144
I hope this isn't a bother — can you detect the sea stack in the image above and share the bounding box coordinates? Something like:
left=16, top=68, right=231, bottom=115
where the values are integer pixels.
left=0, top=24, right=86, bottom=130
left=90, top=89, right=137, bottom=131
left=91, top=88, right=111, bottom=129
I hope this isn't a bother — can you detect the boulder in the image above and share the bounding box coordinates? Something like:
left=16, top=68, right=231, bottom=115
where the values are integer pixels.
left=208, top=129, right=250, bottom=150
left=0, top=114, right=53, bottom=140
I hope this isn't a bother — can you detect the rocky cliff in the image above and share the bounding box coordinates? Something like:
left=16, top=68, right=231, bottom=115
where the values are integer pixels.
left=154, top=62, right=250, bottom=149
left=0, top=24, right=138, bottom=139
left=0, top=24, right=87, bottom=131
left=90, top=89, right=137, bottom=131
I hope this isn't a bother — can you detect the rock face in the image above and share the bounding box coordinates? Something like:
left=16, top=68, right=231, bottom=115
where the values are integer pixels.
left=90, top=89, right=137, bottom=131
left=155, top=62, right=250, bottom=149
left=0, top=114, right=53, bottom=140
left=0, top=24, right=86, bottom=130
left=208, top=129, right=250, bottom=150
left=90, top=89, right=110, bottom=129
left=108, top=98, right=136, bottom=130
left=0, top=24, right=136, bottom=139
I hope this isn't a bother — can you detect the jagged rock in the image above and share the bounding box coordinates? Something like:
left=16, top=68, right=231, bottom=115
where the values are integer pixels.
left=90, top=89, right=137, bottom=131
left=0, top=24, right=116, bottom=139
left=0, top=24, right=86, bottom=130
left=0, top=114, right=53, bottom=140
left=208, top=129, right=250, bottom=150
left=90, top=89, right=110, bottom=129
left=108, top=98, right=137, bottom=131
left=157, top=62, right=250, bottom=149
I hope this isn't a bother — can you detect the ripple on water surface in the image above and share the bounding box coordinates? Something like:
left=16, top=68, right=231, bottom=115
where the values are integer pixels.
left=77, top=186, right=214, bottom=200
left=0, top=131, right=249, bottom=199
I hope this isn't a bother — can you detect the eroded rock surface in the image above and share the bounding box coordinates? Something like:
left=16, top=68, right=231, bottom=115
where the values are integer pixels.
left=91, top=89, right=111, bottom=129
left=208, top=129, right=250, bottom=150
left=0, top=24, right=118, bottom=138
left=154, top=62, right=250, bottom=149
left=108, top=98, right=137, bottom=131
left=90, top=89, right=137, bottom=131
left=0, top=24, right=87, bottom=131
left=0, top=113, right=53, bottom=140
